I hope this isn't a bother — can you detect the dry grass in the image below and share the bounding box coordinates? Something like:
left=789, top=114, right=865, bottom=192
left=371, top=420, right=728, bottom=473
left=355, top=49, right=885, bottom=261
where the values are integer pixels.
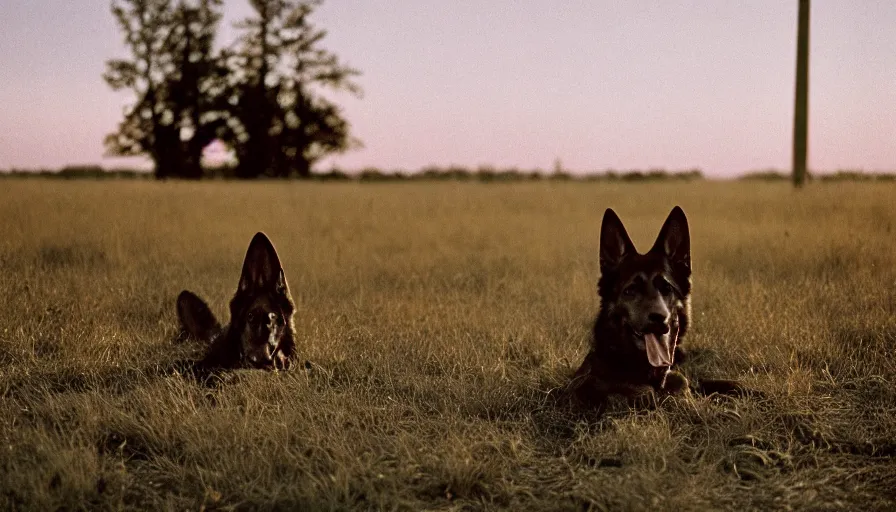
left=0, top=179, right=894, bottom=510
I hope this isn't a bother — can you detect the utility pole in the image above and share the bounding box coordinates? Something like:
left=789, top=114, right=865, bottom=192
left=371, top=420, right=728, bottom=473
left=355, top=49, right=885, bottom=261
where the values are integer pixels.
left=792, top=0, right=810, bottom=187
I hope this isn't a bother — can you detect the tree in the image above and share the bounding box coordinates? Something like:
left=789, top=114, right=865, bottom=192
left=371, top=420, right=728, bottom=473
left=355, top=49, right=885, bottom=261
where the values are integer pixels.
left=792, top=0, right=810, bottom=187
left=166, top=0, right=230, bottom=178
left=223, top=0, right=361, bottom=178
left=104, top=0, right=226, bottom=179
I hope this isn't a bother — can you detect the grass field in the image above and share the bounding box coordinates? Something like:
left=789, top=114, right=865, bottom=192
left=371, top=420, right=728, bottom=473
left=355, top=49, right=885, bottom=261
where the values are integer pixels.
left=1, top=179, right=894, bottom=510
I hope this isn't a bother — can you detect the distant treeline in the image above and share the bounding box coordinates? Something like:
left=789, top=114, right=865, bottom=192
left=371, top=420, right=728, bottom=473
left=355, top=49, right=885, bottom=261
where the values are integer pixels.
left=0, top=166, right=152, bottom=180
left=2, top=165, right=895, bottom=182
left=1, top=165, right=703, bottom=182
left=739, top=169, right=896, bottom=182
left=320, top=166, right=705, bottom=182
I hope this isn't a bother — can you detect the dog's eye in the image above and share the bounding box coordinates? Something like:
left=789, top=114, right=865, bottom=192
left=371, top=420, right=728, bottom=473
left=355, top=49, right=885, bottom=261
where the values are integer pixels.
left=247, top=312, right=255, bottom=324
left=655, top=279, right=672, bottom=295
left=623, top=285, right=637, bottom=298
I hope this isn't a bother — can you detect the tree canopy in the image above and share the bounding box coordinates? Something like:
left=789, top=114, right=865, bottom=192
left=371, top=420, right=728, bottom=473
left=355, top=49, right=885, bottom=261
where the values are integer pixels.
left=104, top=0, right=360, bottom=179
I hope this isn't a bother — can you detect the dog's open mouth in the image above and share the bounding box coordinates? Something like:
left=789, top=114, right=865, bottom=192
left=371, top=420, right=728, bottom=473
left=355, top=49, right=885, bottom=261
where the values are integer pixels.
left=626, top=322, right=679, bottom=369
left=640, top=321, right=679, bottom=368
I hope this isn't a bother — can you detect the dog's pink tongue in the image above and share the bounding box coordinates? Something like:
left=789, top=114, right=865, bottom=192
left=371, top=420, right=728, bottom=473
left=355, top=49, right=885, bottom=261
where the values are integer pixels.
left=645, top=333, right=672, bottom=367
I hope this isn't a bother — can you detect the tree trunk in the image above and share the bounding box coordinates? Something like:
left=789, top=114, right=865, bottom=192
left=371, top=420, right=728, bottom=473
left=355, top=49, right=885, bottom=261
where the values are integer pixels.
left=294, top=157, right=311, bottom=178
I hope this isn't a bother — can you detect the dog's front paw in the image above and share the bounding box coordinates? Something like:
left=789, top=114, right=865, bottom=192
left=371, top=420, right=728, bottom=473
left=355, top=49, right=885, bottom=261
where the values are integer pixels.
left=273, top=352, right=291, bottom=371
left=662, top=371, right=689, bottom=394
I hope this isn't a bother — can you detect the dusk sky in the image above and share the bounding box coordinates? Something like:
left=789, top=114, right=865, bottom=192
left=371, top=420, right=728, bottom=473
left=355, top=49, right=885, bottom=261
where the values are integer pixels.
left=1, top=1, right=894, bottom=176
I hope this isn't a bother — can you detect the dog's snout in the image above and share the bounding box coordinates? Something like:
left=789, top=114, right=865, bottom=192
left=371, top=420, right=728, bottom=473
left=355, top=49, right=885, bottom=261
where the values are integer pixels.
left=648, top=312, right=667, bottom=325
left=646, top=313, right=671, bottom=335
left=246, top=349, right=273, bottom=368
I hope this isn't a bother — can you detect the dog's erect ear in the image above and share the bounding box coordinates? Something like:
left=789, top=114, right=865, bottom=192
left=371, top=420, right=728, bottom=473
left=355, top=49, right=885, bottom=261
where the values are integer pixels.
left=238, top=232, right=290, bottom=295
left=650, top=206, right=690, bottom=271
left=177, top=290, right=220, bottom=342
left=600, top=208, right=637, bottom=272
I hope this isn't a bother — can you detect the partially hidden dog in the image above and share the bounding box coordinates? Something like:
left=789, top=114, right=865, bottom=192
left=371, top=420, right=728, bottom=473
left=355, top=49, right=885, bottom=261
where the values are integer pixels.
left=176, top=232, right=296, bottom=371
left=570, top=206, right=746, bottom=409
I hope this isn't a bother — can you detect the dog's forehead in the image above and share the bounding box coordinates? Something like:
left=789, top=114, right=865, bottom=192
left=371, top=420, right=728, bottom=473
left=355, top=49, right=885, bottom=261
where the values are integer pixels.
left=617, top=252, right=669, bottom=279
left=247, top=293, right=278, bottom=311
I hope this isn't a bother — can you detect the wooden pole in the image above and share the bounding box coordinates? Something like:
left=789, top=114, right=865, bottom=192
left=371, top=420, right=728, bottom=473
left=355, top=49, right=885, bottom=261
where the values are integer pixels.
left=792, top=0, right=810, bottom=187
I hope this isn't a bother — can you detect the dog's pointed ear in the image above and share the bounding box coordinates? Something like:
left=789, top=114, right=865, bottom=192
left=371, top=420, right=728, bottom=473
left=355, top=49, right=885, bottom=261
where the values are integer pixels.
left=177, top=290, right=220, bottom=342
left=600, top=208, right=636, bottom=272
left=650, top=206, right=690, bottom=271
left=238, top=232, right=290, bottom=295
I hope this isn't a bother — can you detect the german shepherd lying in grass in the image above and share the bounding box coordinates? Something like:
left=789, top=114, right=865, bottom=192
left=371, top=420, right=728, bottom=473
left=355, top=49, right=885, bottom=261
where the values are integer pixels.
left=177, top=232, right=296, bottom=371
left=571, top=206, right=746, bottom=409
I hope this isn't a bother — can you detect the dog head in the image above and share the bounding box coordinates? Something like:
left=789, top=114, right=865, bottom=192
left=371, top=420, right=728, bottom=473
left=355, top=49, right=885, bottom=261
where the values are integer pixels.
left=598, top=206, right=691, bottom=367
left=229, top=232, right=295, bottom=369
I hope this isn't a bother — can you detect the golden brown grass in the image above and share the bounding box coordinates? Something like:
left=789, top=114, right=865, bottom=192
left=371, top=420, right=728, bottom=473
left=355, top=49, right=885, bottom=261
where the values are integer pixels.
left=1, top=179, right=894, bottom=510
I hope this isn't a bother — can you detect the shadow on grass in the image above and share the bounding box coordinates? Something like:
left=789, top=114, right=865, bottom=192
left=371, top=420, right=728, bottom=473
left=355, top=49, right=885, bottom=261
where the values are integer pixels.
left=0, top=357, right=239, bottom=402
left=37, top=244, right=109, bottom=270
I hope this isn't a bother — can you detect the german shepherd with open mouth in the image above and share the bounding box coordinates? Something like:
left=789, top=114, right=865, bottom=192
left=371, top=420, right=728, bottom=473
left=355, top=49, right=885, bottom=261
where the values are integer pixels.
left=176, top=232, right=296, bottom=371
left=570, top=206, right=744, bottom=409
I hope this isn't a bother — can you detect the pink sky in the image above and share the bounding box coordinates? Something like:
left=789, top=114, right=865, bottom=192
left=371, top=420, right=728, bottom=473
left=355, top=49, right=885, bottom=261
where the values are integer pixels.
left=1, top=1, right=894, bottom=176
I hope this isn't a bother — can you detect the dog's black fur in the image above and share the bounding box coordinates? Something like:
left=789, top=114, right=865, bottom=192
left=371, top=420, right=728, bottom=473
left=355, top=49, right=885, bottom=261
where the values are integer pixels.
left=177, top=232, right=296, bottom=371
left=570, top=207, right=748, bottom=409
